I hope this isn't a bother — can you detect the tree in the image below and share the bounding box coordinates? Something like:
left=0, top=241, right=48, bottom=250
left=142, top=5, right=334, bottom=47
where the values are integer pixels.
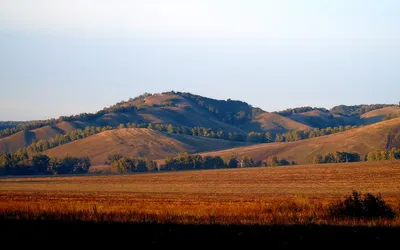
left=265, top=132, right=273, bottom=143
left=275, top=133, right=283, bottom=142
left=118, top=124, right=125, bottom=129
left=167, top=124, right=175, bottom=133
left=267, top=156, right=279, bottom=167
left=227, top=153, right=238, bottom=168
left=240, top=156, right=254, bottom=168
left=310, top=154, right=324, bottom=164
left=146, top=159, right=158, bottom=172
left=107, top=153, right=123, bottom=164
left=111, top=158, right=131, bottom=173
left=32, top=154, right=50, bottom=173
left=279, top=159, right=290, bottom=166
left=134, top=157, right=148, bottom=172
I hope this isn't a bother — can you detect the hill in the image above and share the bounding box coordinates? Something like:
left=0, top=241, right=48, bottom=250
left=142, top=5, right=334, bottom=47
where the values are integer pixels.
left=0, top=92, right=312, bottom=153
left=43, top=128, right=250, bottom=165
left=360, top=106, right=400, bottom=125
left=288, top=110, right=359, bottom=128
left=276, top=106, right=399, bottom=128
left=200, top=118, right=400, bottom=164
left=0, top=121, right=86, bottom=153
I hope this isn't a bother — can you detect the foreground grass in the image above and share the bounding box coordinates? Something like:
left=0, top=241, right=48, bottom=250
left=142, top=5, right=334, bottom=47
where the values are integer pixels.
left=1, top=192, right=400, bottom=226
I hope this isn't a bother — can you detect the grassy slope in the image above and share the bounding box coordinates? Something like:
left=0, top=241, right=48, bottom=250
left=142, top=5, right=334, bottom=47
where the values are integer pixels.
left=200, top=118, right=400, bottom=164
left=360, top=106, right=400, bottom=125
left=0, top=121, right=87, bottom=153
left=43, top=128, right=250, bottom=165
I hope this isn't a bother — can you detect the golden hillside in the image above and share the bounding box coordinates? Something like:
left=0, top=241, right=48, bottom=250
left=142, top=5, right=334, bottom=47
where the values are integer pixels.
left=44, top=128, right=249, bottom=165
left=201, top=118, right=400, bottom=164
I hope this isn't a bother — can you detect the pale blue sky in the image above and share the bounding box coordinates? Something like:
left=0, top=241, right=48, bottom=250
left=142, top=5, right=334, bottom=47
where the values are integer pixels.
left=0, top=0, right=399, bottom=120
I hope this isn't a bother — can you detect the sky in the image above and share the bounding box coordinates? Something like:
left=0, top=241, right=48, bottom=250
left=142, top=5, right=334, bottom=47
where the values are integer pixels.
left=0, top=0, right=399, bottom=120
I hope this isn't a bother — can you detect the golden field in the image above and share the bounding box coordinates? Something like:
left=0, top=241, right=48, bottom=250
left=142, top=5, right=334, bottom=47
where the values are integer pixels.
left=1, top=161, right=400, bottom=225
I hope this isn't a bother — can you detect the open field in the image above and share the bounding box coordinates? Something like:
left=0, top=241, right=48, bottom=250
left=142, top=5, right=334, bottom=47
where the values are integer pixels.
left=1, top=161, right=400, bottom=226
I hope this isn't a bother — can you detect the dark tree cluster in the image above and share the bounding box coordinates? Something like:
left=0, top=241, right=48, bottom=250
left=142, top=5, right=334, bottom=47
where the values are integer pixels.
left=310, top=152, right=361, bottom=164
left=275, top=106, right=329, bottom=116
left=366, top=148, right=400, bottom=161
left=159, top=153, right=292, bottom=171
left=330, top=104, right=395, bottom=117
left=0, top=152, right=90, bottom=175
left=161, top=153, right=227, bottom=171
left=0, top=121, right=24, bottom=130
left=108, top=154, right=157, bottom=173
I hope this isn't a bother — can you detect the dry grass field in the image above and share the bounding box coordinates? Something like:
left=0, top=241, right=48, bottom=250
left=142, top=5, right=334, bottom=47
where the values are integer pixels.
left=1, top=161, right=400, bottom=226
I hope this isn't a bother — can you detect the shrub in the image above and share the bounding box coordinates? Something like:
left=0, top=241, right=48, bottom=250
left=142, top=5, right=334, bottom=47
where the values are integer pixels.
left=328, top=191, right=395, bottom=219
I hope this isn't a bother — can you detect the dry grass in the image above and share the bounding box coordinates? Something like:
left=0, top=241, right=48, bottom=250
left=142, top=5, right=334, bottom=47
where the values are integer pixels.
left=1, top=161, right=400, bottom=225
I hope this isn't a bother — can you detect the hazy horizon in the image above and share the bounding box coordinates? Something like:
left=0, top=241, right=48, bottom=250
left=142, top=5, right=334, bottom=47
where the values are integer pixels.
left=1, top=0, right=399, bottom=120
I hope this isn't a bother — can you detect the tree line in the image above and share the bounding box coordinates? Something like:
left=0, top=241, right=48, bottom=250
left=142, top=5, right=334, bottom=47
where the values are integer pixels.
left=275, top=106, right=329, bottom=116
left=310, top=152, right=361, bottom=164
left=108, top=154, right=158, bottom=173
left=366, top=148, right=400, bottom=161
left=21, top=122, right=361, bottom=154
left=109, top=152, right=296, bottom=173
left=0, top=151, right=91, bottom=175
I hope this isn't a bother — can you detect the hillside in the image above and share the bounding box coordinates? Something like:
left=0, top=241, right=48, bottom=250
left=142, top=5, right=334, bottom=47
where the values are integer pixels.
left=0, top=121, right=85, bottom=153
left=43, top=128, right=250, bottom=165
left=200, top=118, right=400, bottom=164
left=0, top=92, right=312, bottom=153
left=360, top=106, right=400, bottom=125
left=288, top=110, right=358, bottom=128
left=240, top=112, right=312, bottom=133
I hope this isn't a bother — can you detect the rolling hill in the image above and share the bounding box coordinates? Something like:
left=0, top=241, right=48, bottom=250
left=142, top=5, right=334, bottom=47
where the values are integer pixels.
left=360, top=106, right=400, bottom=125
left=43, top=128, right=250, bottom=165
left=0, top=121, right=86, bottom=153
left=200, top=118, right=400, bottom=164
left=0, top=92, right=312, bottom=153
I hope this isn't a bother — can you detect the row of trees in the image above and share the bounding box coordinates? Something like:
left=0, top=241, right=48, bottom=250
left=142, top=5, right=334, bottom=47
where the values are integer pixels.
left=161, top=153, right=295, bottom=171
left=108, top=154, right=157, bottom=173
left=310, top=152, right=361, bottom=164
left=366, top=148, right=400, bottom=161
left=0, top=152, right=91, bottom=175
left=108, top=152, right=295, bottom=173
left=276, top=106, right=328, bottom=116
left=20, top=121, right=362, bottom=155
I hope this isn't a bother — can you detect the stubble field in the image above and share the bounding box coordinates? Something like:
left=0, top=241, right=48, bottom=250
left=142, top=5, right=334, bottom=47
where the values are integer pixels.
left=1, top=161, right=400, bottom=226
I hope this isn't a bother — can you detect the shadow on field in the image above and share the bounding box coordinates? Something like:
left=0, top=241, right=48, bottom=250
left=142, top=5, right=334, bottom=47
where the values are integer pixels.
left=1, top=220, right=399, bottom=247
